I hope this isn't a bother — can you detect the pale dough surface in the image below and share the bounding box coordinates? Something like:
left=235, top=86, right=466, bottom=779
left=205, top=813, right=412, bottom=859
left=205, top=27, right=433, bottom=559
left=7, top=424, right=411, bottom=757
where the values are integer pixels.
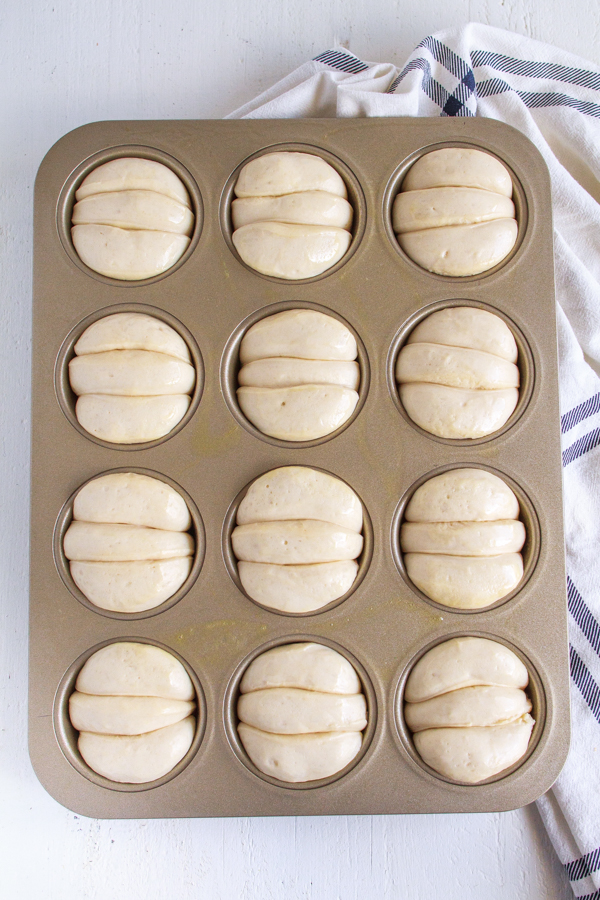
left=393, top=186, right=514, bottom=232
left=78, top=716, right=195, bottom=784
left=398, top=218, right=518, bottom=276
left=240, top=643, right=360, bottom=695
left=76, top=158, right=191, bottom=206
left=75, top=393, right=190, bottom=443
left=72, top=190, right=194, bottom=235
left=63, top=521, right=194, bottom=561
left=405, top=636, right=529, bottom=703
left=238, top=688, right=367, bottom=734
left=232, top=191, right=353, bottom=229
left=396, top=342, right=519, bottom=390
left=232, top=221, right=351, bottom=279
left=237, top=466, right=363, bottom=532
left=232, top=519, right=363, bottom=564
left=406, top=307, right=518, bottom=362
left=404, top=468, right=520, bottom=522
left=238, top=357, right=359, bottom=390
left=240, top=309, right=357, bottom=363
left=404, top=685, right=531, bottom=731
left=400, top=382, right=518, bottom=438
left=238, top=560, right=358, bottom=613
left=72, top=224, right=190, bottom=279
left=76, top=642, right=194, bottom=700
left=70, top=558, right=192, bottom=612
left=73, top=472, right=192, bottom=532
left=74, top=312, right=191, bottom=362
left=404, top=551, right=524, bottom=607
left=402, top=148, right=513, bottom=196
left=413, top=714, right=535, bottom=783
left=238, top=724, right=362, bottom=783
left=69, top=349, right=195, bottom=396
left=69, top=693, right=195, bottom=735
left=400, top=519, right=525, bottom=556
left=237, top=384, right=358, bottom=440
left=234, top=151, right=347, bottom=198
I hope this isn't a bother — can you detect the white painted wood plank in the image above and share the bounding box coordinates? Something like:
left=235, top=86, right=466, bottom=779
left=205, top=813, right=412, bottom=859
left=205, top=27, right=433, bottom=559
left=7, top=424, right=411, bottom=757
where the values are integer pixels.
left=2, top=0, right=592, bottom=896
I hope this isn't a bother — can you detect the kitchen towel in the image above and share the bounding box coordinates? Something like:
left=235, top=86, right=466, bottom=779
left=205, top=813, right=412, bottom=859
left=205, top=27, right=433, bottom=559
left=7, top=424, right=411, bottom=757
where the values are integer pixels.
left=228, top=23, right=600, bottom=900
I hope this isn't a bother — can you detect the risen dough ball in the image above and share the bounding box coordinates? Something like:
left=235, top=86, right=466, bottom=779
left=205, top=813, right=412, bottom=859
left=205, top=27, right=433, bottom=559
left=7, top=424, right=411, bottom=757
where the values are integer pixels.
left=64, top=472, right=196, bottom=613
left=71, top=642, right=196, bottom=784
left=232, top=467, right=363, bottom=612
left=237, top=642, right=366, bottom=782
left=237, top=310, right=359, bottom=441
left=404, top=636, right=534, bottom=783
left=396, top=307, right=520, bottom=439
left=69, top=312, right=195, bottom=444
left=393, top=148, right=517, bottom=275
left=232, top=152, right=353, bottom=279
left=72, top=158, right=194, bottom=280
left=401, top=468, right=525, bottom=608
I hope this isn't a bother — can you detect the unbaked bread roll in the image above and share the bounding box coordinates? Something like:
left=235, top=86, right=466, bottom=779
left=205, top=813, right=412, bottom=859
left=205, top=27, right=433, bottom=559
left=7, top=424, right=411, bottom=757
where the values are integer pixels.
left=396, top=307, right=520, bottom=439
left=70, top=312, right=195, bottom=444
left=232, top=152, right=352, bottom=279
left=238, top=642, right=366, bottom=782
left=72, top=157, right=193, bottom=280
left=65, top=473, right=195, bottom=613
left=401, top=468, right=525, bottom=608
left=232, top=467, right=363, bottom=612
left=394, top=148, right=517, bottom=275
left=404, top=636, right=534, bottom=783
left=71, top=642, right=196, bottom=784
left=238, top=310, right=359, bottom=441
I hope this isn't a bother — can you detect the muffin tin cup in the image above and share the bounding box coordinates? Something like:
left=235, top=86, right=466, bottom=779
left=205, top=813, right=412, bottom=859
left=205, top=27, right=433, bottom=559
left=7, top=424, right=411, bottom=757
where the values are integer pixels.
left=31, top=118, right=568, bottom=818
left=53, top=467, right=206, bottom=621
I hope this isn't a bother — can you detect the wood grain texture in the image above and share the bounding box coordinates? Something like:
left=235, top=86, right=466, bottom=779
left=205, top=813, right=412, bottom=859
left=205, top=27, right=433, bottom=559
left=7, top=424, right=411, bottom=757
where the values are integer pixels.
left=2, top=0, right=594, bottom=895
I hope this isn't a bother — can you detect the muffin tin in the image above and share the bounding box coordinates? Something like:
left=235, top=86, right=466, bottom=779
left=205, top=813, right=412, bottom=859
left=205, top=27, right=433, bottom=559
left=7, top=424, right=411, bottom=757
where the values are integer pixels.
left=30, top=118, right=569, bottom=818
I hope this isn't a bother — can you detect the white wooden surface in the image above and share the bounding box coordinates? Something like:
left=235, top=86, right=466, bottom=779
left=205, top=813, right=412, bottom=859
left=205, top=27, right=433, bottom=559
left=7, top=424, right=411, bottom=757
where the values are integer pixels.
left=2, top=1, right=598, bottom=897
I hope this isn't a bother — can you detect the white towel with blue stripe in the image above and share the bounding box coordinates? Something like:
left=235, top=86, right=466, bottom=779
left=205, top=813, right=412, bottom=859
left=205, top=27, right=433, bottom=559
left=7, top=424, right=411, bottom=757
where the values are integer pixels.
left=229, top=23, right=600, bottom=900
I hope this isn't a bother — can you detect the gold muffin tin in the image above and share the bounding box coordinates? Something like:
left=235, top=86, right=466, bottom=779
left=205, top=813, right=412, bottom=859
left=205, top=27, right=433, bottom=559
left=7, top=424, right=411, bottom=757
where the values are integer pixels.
left=30, top=118, right=568, bottom=817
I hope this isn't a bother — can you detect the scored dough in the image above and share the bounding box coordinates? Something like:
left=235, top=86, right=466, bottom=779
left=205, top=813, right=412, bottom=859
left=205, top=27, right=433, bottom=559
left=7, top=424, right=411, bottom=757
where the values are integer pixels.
left=392, top=187, right=515, bottom=232
left=238, top=688, right=367, bottom=734
left=400, top=382, right=519, bottom=439
left=76, top=158, right=191, bottom=206
left=401, top=519, right=525, bottom=556
left=232, top=191, right=353, bottom=229
left=232, top=221, right=351, bottom=279
left=396, top=342, right=519, bottom=390
left=238, top=560, right=358, bottom=614
left=238, top=357, right=359, bottom=390
left=407, top=307, right=517, bottom=362
left=69, top=693, right=195, bottom=735
left=404, top=551, right=524, bottom=608
left=404, top=636, right=529, bottom=703
left=240, top=643, right=361, bottom=695
left=238, top=724, right=362, bottom=783
left=64, top=521, right=194, bottom=562
left=72, top=190, right=194, bottom=235
left=234, top=151, right=347, bottom=198
left=69, top=350, right=195, bottom=396
left=240, top=309, right=357, bottom=363
left=402, top=148, right=513, bottom=196
left=72, top=224, right=190, bottom=280
left=76, top=642, right=195, bottom=700
left=404, top=468, right=520, bottom=523
left=232, top=519, right=363, bottom=565
left=78, top=716, right=195, bottom=784
left=237, top=466, right=363, bottom=532
left=404, top=685, right=531, bottom=732
left=73, top=312, right=191, bottom=362
left=398, top=218, right=518, bottom=277
left=413, top=715, right=535, bottom=783
left=73, top=472, right=191, bottom=532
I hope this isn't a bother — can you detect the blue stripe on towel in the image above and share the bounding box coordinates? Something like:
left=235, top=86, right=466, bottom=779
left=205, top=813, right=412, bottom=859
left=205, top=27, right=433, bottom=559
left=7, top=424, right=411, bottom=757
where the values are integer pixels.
left=563, top=427, right=600, bottom=465
left=313, top=50, right=369, bottom=74
left=570, top=645, right=600, bottom=724
left=470, top=50, right=600, bottom=91
left=561, top=392, right=600, bottom=433
left=565, top=845, right=600, bottom=883
left=568, top=577, right=600, bottom=656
